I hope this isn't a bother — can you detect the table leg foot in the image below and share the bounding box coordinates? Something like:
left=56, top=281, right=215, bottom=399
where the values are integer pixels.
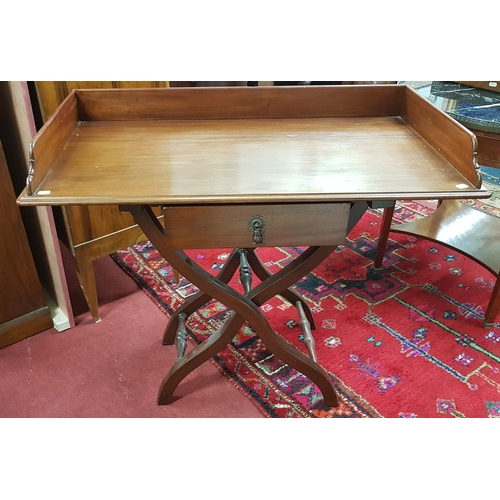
left=157, top=393, right=180, bottom=405
left=158, top=311, right=244, bottom=404
left=374, top=205, right=396, bottom=269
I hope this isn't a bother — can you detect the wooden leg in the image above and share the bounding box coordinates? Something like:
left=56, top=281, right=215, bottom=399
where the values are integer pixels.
left=160, top=245, right=339, bottom=407
left=162, top=248, right=241, bottom=345
left=374, top=205, right=395, bottom=269
left=74, top=250, right=101, bottom=322
left=245, top=247, right=316, bottom=329
left=484, top=276, right=500, bottom=328
left=158, top=311, right=244, bottom=404
left=158, top=246, right=340, bottom=407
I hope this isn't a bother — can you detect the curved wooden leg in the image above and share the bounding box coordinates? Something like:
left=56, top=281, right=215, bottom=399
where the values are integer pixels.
left=484, top=276, right=500, bottom=328
left=162, top=245, right=339, bottom=407
left=163, top=293, right=211, bottom=345
left=74, top=250, right=101, bottom=322
left=245, top=248, right=316, bottom=329
left=248, top=246, right=336, bottom=307
left=158, top=311, right=244, bottom=404
left=162, top=248, right=241, bottom=344
left=249, top=307, right=338, bottom=407
left=374, top=205, right=395, bottom=269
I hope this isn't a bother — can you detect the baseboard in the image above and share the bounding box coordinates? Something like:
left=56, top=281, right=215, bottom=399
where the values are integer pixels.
left=0, top=307, right=53, bottom=349
left=43, top=290, right=71, bottom=332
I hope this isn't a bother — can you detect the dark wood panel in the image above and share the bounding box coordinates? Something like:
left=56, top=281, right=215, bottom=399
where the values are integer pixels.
left=35, top=81, right=171, bottom=121
left=0, top=308, right=53, bottom=350
left=75, top=85, right=404, bottom=121
left=0, top=140, right=51, bottom=347
left=30, top=92, right=79, bottom=194
left=473, top=129, right=500, bottom=168
left=0, top=141, right=46, bottom=323
left=401, top=86, right=480, bottom=187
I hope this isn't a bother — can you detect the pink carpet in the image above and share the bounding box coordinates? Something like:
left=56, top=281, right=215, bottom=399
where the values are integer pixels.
left=0, top=247, right=263, bottom=417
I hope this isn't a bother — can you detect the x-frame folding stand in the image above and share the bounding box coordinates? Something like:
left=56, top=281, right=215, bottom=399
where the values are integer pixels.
left=124, top=201, right=375, bottom=406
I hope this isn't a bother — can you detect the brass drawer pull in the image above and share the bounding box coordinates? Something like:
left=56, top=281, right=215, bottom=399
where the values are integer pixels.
left=248, top=215, right=267, bottom=244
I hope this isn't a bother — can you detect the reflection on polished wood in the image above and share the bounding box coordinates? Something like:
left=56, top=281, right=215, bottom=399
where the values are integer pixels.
left=375, top=200, right=500, bottom=327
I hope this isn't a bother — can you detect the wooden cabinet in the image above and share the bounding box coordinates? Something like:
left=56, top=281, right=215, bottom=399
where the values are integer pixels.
left=0, top=140, right=53, bottom=348
left=471, top=129, right=500, bottom=169
left=34, top=81, right=169, bottom=322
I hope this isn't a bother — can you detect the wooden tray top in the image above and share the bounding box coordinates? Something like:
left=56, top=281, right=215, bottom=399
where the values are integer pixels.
left=17, top=85, right=490, bottom=207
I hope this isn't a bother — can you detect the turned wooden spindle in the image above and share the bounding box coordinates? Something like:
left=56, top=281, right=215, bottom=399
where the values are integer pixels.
left=239, top=249, right=252, bottom=294
left=172, top=269, right=180, bottom=284
left=175, top=312, right=188, bottom=360
left=296, top=301, right=317, bottom=362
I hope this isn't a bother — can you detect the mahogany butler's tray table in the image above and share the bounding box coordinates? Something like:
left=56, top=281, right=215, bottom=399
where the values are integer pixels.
left=18, top=85, right=490, bottom=407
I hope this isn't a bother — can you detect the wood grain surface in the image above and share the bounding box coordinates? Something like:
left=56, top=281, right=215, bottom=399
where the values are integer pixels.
left=18, top=85, right=489, bottom=207
left=161, top=203, right=350, bottom=248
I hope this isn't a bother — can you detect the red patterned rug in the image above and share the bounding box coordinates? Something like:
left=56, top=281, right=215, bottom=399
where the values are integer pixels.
left=112, top=199, right=500, bottom=418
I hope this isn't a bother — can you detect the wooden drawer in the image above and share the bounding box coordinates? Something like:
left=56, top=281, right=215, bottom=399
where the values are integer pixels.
left=162, top=203, right=350, bottom=249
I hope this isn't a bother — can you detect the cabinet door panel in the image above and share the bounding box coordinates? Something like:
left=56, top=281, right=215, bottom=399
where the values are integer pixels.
left=0, top=140, right=49, bottom=329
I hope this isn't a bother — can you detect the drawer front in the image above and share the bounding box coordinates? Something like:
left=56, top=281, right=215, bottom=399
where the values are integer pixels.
left=162, top=203, right=350, bottom=249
